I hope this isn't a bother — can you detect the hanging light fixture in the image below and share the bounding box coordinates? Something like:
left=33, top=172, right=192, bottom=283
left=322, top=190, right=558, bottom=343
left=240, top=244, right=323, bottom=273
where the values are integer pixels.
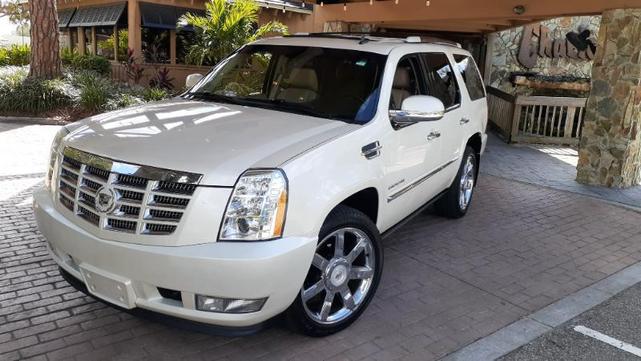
left=282, top=5, right=286, bottom=12
left=343, top=1, right=347, bottom=11
left=320, top=0, right=324, bottom=6
left=369, top=0, right=373, bottom=5
left=425, top=0, right=430, bottom=5
left=395, top=0, right=399, bottom=5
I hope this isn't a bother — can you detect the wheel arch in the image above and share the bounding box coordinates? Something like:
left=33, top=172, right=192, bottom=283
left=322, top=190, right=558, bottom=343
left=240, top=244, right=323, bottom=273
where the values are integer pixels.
left=466, top=132, right=483, bottom=180
left=330, top=187, right=380, bottom=226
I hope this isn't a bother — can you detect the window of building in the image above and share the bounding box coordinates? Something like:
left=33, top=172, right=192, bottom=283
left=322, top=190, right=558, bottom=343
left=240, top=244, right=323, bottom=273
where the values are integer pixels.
left=453, top=54, right=486, bottom=101
left=142, top=28, right=170, bottom=64
left=420, top=53, right=460, bottom=109
left=96, top=27, right=115, bottom=60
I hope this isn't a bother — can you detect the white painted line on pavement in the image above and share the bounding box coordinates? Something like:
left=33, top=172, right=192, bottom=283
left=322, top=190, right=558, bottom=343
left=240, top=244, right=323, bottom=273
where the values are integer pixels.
left=573, top=325, right=641, bottom=357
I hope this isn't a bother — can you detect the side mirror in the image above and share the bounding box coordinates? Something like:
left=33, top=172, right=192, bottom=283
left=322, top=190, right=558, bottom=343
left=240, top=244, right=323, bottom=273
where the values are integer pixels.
left=389, top=95, right=445, bottom=126
left=185, top=73, right=204, bottom=89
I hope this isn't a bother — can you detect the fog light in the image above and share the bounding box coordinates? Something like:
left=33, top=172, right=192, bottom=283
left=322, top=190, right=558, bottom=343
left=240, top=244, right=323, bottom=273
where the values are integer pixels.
left=195, top=295, right=267, bottom=313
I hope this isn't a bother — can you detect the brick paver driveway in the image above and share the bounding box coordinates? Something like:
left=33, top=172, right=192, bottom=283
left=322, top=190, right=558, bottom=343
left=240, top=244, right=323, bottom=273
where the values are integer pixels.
left=2, top=122, right=641, bottom=361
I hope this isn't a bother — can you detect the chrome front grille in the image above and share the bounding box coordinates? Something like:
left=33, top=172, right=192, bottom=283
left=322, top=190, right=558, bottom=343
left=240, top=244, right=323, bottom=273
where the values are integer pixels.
left=55, top=147, right=202, bottom=236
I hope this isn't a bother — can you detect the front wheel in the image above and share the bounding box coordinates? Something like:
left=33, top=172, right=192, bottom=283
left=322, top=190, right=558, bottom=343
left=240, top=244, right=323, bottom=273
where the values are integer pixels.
left=286, top=205, right=383, bottom=336
left=435, top=146, right=478, bottom=219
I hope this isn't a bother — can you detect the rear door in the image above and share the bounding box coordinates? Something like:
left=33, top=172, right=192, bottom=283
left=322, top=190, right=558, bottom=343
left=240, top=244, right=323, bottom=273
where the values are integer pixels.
left=419, top=52, right=466, bottom=187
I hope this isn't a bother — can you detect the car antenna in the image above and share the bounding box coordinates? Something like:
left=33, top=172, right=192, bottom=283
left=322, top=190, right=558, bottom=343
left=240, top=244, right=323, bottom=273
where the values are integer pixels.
left=359, top=35, right=370, bottom=44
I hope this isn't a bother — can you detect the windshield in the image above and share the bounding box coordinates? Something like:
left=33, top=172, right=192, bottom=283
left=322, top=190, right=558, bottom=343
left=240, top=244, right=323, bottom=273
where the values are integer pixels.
left=186, top=45, right=387, bottom=123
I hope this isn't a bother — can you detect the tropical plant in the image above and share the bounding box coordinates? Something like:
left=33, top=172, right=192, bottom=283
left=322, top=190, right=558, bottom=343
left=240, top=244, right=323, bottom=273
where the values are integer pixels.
left=0, top=44, right=30, bottom=66
left=98, top=29, right=129, bottom=60
left=178, top=0, right=288, bottom=66
left=123, top=48, right=145, bottom=84
left=149, top=67, right=174, bottom=90
left=142, top=87, right=169, bottom=102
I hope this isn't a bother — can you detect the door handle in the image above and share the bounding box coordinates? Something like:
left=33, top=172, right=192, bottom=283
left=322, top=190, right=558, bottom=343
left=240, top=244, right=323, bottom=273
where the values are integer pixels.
left=427, top=131, right=441, bottom=141
left=460, top=118, right=470, bottom=125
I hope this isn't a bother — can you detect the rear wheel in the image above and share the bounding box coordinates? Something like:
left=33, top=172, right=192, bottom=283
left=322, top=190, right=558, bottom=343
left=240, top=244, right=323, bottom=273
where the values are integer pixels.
left=436, top=146, right=477, bottom=218
left=286, top=205, right=383, bottom=336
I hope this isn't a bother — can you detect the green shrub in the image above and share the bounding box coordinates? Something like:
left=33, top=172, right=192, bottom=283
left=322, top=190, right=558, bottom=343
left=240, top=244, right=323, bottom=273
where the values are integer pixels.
left=65, top=53, right=111, bottom=76
left=106, top=92, right=144, bottom=111
left=60, top=47, right=80, bottom=65
left=0, top=68, right=73, bottom=114
left=75, top=73, right=114, bottom=112
left=0, top=45, right=30, bottom=66
left=142, top=87, right=169, bottom=102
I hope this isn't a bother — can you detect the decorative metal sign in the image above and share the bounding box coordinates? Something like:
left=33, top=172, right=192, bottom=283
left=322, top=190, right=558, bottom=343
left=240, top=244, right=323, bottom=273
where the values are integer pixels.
left=518, top=24, right=596, bottom=69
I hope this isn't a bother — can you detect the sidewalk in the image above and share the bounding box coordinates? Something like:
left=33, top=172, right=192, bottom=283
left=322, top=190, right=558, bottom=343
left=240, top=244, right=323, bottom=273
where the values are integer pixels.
left=481, top=132, right=641, bottom=210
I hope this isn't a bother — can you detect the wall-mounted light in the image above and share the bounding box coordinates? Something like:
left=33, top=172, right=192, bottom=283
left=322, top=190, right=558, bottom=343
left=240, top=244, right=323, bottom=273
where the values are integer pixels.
left=395, top=0, right=399, bottom=4
left=425, top=0, right=430, bottom=6
left=369, top=0, right=373, bottom=5
left=513, top=5, right=526, bottom=15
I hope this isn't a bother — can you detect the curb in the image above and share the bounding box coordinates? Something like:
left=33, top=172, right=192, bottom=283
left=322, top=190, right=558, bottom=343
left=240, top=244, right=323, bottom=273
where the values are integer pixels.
left=0, top=116, right=68, bottom=126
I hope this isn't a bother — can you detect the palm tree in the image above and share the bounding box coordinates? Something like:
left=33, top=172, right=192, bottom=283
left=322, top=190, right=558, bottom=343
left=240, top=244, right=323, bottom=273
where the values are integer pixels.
left=179, top=0, right=287, bottom=66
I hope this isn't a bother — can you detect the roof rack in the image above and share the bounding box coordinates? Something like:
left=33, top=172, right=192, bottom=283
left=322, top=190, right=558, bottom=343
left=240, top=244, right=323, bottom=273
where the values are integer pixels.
left=286, top=32, right=462, bottom=48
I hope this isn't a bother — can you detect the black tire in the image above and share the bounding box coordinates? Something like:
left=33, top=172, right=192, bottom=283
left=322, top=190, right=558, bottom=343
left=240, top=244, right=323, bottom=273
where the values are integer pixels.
left=435, top=146, right=478, bottom=219
left=286, top=205, right=383, bottom=337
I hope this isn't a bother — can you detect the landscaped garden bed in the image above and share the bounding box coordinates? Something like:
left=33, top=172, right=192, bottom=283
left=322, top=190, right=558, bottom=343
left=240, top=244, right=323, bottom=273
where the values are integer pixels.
left=0, top=46, right=173, bottom=124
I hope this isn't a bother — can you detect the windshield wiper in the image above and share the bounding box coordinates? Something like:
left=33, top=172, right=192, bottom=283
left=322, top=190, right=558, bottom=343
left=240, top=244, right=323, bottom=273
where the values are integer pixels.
left=186, top=92, right=243, bottom=105
left=266, top=99, right=350, bottom=122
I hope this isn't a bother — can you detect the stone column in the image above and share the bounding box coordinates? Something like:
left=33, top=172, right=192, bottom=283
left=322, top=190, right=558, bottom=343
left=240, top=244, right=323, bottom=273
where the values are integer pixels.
left=576, top=9, right=641, bottom=187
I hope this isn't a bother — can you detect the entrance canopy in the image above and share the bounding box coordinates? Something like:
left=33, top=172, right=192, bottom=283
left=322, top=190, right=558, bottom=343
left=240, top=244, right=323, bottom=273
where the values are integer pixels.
left=313, top=0, right=641, bottom=33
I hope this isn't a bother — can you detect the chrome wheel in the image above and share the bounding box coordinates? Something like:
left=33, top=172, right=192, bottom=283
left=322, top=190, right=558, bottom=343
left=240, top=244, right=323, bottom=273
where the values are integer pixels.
left=458, top=154, right=475, bottom=210
left=301, top=227, right=375, bottom=325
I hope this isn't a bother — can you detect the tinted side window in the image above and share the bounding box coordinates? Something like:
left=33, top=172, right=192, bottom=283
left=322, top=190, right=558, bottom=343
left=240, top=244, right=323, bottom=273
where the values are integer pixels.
left=389, top=55, right=424, bottom=110
left=420, top=53, right=460, bottom=109
left=453, top=54, right=486, bottom=101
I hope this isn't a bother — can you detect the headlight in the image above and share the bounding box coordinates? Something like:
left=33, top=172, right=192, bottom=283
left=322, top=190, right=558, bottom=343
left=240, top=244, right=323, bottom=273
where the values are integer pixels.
left=219, top=169, right=288, bottom=241
left=45, top=127, right=70, bottom=189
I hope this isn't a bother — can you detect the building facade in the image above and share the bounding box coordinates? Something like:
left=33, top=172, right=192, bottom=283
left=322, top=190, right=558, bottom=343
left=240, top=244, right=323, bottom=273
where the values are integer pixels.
left=56, top=0, right=317, bottom=86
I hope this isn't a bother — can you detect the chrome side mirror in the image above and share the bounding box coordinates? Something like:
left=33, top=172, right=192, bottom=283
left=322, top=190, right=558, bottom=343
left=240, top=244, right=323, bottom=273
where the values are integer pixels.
left=185, top=73, right=204, bottom=89
left=389, top=95, right=445, bottom=126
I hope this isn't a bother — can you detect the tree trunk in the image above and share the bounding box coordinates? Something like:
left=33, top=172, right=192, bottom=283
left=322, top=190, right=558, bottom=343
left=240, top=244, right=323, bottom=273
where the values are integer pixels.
left=28, top=0, right=61, bottom=79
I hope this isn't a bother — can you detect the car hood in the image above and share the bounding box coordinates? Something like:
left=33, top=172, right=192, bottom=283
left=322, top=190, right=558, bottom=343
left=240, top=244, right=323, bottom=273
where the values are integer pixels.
left=65, top=98, right=359, bottom=186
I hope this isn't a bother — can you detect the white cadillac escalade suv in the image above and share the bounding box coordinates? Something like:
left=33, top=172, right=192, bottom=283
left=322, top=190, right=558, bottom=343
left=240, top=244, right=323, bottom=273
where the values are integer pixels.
left=34, top=34, right=488, bottom=336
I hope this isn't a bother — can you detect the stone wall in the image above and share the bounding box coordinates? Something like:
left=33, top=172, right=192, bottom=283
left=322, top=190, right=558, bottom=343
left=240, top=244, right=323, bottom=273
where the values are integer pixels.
left=488, top=16, right=601, bottom=93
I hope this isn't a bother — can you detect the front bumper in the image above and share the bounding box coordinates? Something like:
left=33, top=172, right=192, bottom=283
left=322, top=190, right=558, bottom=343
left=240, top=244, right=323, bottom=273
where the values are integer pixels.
left=33, top=187, right=317, bottom=327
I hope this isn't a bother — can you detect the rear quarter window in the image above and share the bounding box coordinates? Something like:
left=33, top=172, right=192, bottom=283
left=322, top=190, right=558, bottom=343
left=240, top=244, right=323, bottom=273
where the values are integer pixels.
left=452, top=54, right=486, bottom=101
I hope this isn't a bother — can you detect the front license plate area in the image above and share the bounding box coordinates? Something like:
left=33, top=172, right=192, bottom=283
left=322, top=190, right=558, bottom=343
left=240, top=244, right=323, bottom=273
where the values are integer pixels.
left=79, top=264, right=136, bottom=309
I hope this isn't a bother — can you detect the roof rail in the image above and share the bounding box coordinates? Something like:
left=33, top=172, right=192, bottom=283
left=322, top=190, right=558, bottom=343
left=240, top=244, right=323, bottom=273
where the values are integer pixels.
left=286, top=32, right=462, bottom=48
